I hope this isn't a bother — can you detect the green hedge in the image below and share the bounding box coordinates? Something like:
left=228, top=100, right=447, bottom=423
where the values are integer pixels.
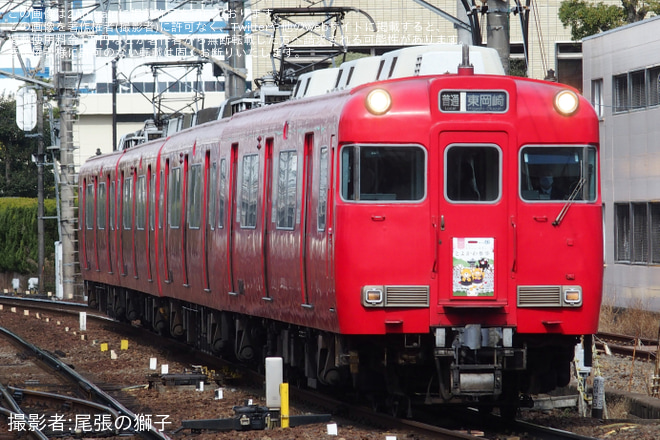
left=0, top=198, right=59, bottom=274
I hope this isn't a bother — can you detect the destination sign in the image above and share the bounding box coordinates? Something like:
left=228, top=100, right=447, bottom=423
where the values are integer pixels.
left=439, top=90, right=508, bottom=113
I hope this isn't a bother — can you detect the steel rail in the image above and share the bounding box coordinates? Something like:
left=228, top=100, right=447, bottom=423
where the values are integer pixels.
left=0, top=326, right=171, bottom=440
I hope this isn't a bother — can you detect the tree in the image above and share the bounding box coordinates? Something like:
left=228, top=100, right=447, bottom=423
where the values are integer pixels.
left=559, top=0, right=660, bottom=41
left=0, top=96, right=55, bottom=198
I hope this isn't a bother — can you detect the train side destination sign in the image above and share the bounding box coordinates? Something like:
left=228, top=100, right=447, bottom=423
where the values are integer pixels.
left=439, top=90, right=508, bottom=113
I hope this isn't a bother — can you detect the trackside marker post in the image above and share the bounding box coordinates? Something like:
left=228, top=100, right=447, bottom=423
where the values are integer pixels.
left=281, top=383, right=289, bottom=428
left=79, top=312, right=87, bottom=331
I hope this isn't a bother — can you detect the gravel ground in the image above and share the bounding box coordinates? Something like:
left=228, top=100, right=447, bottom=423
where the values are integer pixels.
left=1, top=304, right=659, bottom=440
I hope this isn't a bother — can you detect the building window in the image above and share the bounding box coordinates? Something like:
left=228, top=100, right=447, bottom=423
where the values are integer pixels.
left=615, top=203, right=630, bottom=262
left=591, top=79, right=604, bottom=118
left=630, top=70, right=646, bottom=110
left=276, top=151, right=298, bottom=230
left=240, top=154, right=259, bottom=228
left=648, top=66, right=660, bottom=107
left=613, top=74, right=628, bottom=113
left=614, top=202, right=660, bottom=265
left=631, top=203, right=648, bottom=263
left=651, top=203, right=660, bottom=264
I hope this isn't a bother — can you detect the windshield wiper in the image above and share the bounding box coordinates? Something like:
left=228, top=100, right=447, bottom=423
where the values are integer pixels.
left=552, top=178, right=585, bottom=227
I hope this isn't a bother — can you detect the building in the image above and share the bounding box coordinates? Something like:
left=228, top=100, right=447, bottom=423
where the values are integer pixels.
left=0, top=1, right=617, bottom=168
left=583, top=16, right=660, bottom=311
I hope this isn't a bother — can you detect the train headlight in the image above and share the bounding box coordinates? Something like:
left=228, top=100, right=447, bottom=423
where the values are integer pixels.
left=365, top=89, right=392, bottom=115
left=363, top=286, right=384, bottom=306
left=562, top=286, right=582, bottom=306
left=554, top=89, right=579, bottom=116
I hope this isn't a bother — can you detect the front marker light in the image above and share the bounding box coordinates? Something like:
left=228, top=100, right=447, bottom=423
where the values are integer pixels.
left=365, top=89, right=392, bottom=115
left=563, top=287, right=582, bottom=306
left=554, top=89, right=579, bottom=116
left=363, top=286, right=384, bottom=306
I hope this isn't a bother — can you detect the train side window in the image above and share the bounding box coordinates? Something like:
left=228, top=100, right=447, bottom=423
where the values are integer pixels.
left=97, top=182, right=106, bottom=230
left=168, top=167, right=182, bottom=228
left=341, top=145, right=426, bottom=202
left=445, top=145, right=501, bottom=203
left=136, top=175, right=146, bottom=230
left=276, top=150, right=298, bottom=229
left=318, top=147, right=328, bottom=231
left=520, top=146, right=597, bottom=202
left=85, top=182, right=94, bottom=230
left=149, top=172, right=156, bottom=231
left=109, top=181, right=115, bottom=231
left=218, top=159, right=227, bottom=229
left=240, top=154, right=259, bottom=228
left=187, top=164, right=202, bottom=229
left=122, top=176, right=133, bottom=230
left=208, top=162, right=217, bottom=230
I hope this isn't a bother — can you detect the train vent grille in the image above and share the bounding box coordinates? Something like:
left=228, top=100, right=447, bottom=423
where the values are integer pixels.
left=385, top=285, right=430, bottom=307
left=517, top=285, right=561, bottom=307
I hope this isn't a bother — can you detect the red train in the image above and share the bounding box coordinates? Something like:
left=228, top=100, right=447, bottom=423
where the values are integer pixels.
left=80, top=45, right=602, bottom=414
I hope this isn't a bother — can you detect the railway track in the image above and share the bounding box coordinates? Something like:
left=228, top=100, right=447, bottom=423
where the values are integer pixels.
left=596, top=331, right=659, bottom=361
left=0, top=321, right=170, bottom=439
left=0, top=296, right=615, bottom=439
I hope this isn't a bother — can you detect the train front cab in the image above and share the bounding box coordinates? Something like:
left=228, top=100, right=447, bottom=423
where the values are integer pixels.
left=430, top=79, right=602, bottom=404
left=334, top=74, right=602, bottom=408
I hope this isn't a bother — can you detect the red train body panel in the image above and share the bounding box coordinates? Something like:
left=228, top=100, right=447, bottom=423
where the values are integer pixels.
left=80, top=57, right=602, bottom=410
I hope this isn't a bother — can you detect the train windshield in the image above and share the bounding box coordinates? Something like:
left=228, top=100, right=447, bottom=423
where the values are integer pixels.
left=520, top=146, right=597, bottom=202
left=340, top=144, right=426, bottom=202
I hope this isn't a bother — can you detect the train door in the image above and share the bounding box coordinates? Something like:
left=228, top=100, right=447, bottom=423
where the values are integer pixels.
left=108, top=177, right=115, bottom=274
left=81, top=177, right=93, bottom=271
left=147, top=167, right=154, bottom=282
left=228, top=144, right=239, bottom=294
left=301, top=133, right=314, bottom=305
left=97, top=179, right=108, bottom=273
left=262, top=138, right=274, bottom=300
left=436, top=132, right=509, bottom=306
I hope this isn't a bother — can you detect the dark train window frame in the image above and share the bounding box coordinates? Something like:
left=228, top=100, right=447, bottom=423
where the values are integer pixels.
left=85, top=182, right=94, bottom=230
left=122, top=175, right=133, bottom=230
left=168, top=166, right=182, bottom=229
left=240, top=154, right=259, bottom=229
left=318, top=146, right=329, bottom=231
left=444, top=144, right=501, bottom=204
left=97, top=181, right=106, bottom=230
left=109, top=180, right=115, bottom=231
left=218, top=158, right=227, bottom=229
left=149, top=171, right=156, bottom=231
left=519, top=145, right=597, bottom=203
left=136, top=175, right=146, bottom=231
left=276, top=150, right=298, bottom=230
left=187, top=163, right=203, bottom=230
left=208, top=161, right=217, bottom=230
left=340, top=144, right=427, bottom=203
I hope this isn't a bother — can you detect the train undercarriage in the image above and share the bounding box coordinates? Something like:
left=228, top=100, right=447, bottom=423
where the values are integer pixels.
left=85, top=281, right=581, bottom=415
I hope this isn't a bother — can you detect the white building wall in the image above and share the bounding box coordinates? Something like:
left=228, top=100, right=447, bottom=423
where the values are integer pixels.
left=583, top=16, right=660, bottom=311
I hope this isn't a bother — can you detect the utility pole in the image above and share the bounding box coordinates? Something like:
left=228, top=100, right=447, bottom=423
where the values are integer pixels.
left=57, top=0, right=80, bottom=300
left=226, top=0, right=246, bottom=98
left=37, top=88, right=45, bottom=295
left=487, top=0, right=510, bottom=74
